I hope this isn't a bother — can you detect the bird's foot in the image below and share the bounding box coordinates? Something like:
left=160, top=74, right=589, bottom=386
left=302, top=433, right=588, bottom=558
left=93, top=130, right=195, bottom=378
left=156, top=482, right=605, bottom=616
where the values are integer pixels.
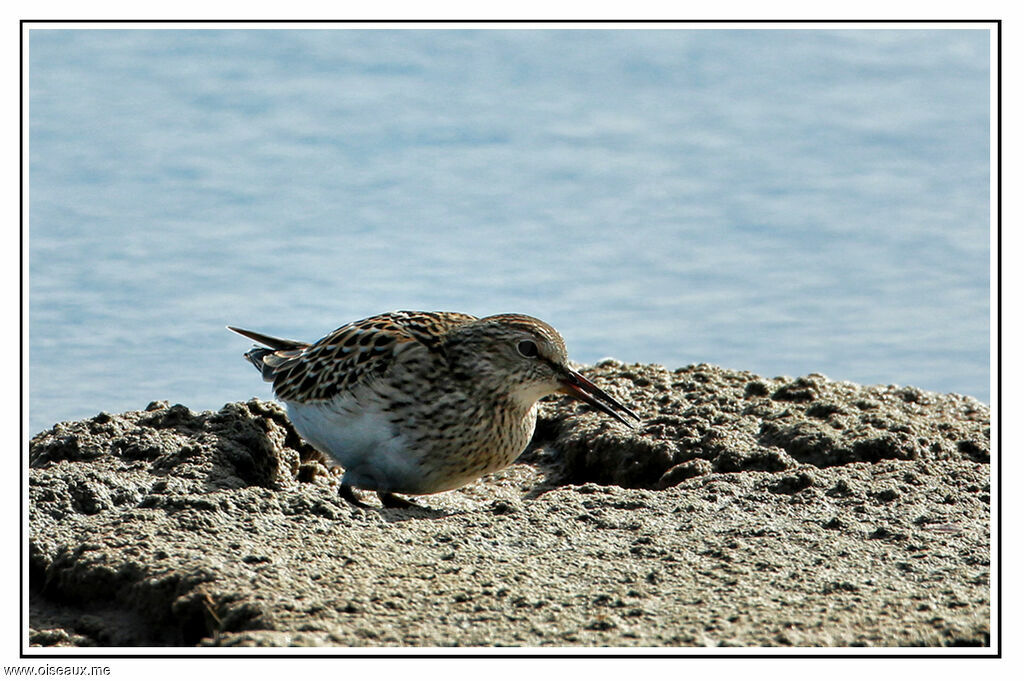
left=377, top=491, right=423, bottom=509
left=339, top=484, right=373, bottom=508
left=339, top=484, right=423, bottom=510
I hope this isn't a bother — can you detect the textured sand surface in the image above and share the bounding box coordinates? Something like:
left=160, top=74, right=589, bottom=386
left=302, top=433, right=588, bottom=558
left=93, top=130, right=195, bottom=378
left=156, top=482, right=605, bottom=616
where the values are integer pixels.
left=28, top=363, right=991, bottom=647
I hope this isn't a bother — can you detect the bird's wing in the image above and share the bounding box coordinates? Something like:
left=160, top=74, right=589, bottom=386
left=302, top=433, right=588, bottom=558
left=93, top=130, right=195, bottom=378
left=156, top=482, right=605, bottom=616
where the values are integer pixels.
left=264, top=311, right=477, bottom=403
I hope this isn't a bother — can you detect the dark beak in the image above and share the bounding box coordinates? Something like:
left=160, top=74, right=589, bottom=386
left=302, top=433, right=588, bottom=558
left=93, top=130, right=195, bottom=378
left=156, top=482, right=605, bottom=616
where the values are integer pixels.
left=559, top=368, right=641, bottom=427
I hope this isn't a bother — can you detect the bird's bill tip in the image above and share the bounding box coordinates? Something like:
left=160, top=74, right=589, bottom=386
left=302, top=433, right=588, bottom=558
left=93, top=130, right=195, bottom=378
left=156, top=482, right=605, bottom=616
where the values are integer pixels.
left=559, top=369, right=641, bottom=427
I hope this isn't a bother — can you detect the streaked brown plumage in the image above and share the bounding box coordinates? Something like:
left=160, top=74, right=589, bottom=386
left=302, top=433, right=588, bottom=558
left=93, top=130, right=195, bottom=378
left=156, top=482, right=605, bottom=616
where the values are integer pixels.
left=229, top=311, right=639, bottom=508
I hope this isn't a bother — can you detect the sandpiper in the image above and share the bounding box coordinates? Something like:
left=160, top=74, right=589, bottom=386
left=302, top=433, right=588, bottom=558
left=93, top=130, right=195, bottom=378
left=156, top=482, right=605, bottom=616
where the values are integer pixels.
left=229, top=311, right=639, bottom=508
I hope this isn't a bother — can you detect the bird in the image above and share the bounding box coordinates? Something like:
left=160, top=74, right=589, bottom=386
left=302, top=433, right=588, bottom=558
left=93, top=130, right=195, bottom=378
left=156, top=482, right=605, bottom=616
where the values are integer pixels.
left=228, top=311, right=640, bottom=508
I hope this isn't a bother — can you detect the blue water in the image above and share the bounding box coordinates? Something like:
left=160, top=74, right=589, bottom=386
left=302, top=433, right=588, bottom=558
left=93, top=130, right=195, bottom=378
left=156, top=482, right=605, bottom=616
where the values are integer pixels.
left=28, top=28, right=991, bottom=436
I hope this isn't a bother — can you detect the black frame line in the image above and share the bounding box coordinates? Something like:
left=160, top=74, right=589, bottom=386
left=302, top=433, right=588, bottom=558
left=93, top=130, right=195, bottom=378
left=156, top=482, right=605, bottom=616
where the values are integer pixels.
left=19, top=17, right=1003, bottom=659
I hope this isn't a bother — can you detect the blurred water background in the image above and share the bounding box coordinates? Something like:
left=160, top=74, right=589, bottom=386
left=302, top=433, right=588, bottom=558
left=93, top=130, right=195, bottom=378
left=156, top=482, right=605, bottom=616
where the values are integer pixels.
left=28, top=28, right=991, bottom=436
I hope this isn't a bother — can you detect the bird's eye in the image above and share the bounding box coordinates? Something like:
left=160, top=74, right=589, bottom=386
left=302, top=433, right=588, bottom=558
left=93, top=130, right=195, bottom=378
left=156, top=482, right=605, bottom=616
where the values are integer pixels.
left=516, top=339, right=539, bottom=358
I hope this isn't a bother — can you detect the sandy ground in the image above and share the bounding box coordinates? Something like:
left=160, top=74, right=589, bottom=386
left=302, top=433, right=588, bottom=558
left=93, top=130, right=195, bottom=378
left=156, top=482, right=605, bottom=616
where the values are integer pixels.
left=28, top=362, right=990, bottom=647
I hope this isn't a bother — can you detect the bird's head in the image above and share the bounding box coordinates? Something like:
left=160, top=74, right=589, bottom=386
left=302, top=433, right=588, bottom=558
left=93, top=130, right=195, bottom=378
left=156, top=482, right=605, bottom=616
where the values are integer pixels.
left=445, top=314, right=640, bottom=426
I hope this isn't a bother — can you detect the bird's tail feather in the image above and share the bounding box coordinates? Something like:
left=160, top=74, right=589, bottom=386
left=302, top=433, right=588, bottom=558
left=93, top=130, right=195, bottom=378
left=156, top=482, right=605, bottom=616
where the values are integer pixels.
left=227, top=326, right=307, bottom=350
left=228, top=326, right=309, bottom=382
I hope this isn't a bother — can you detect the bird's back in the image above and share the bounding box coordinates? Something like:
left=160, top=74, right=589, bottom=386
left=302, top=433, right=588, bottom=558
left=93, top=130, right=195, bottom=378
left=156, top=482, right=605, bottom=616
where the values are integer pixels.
left=234, top=311, right=478, bottom=403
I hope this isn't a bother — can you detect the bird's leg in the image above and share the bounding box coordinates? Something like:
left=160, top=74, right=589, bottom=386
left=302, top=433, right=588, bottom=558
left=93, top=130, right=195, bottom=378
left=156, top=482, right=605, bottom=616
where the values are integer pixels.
left=339, top=483, right=372, bottom=508
left=378, top=491, right=422, bottom=509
